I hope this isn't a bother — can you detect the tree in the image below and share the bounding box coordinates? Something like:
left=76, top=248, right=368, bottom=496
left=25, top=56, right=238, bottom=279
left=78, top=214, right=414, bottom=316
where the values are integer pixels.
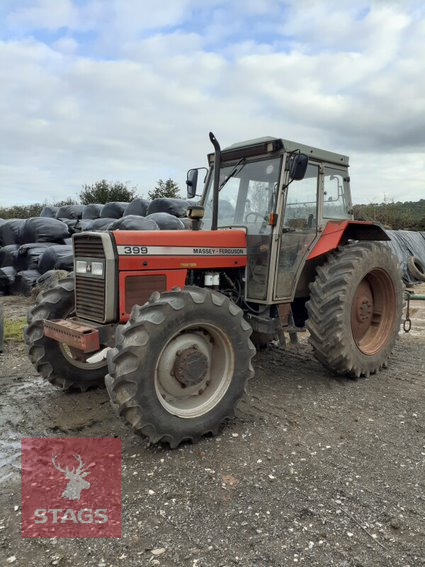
left=79, top=180, right=137, bottom=204
left=0, top=198, right=77, bottom=219
left=148, top=178, right=180, bottom=200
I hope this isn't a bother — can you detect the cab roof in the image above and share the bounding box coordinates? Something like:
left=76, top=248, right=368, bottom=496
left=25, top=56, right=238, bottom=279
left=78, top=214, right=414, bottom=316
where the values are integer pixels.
left=215, top=136, right=349, bottom=167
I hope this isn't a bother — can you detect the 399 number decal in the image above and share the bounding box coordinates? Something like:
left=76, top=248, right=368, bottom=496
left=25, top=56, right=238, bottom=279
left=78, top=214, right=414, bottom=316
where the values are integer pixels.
left=123, top=246, right=148, bottom=255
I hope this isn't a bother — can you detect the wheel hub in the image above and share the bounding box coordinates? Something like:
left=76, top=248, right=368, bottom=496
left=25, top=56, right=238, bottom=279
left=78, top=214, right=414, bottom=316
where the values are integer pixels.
left=351, top=269, right=397, bottom=355
left=173, top=346, right=208, bottom=387
left=351, top=279, right=374, bottom=343
left=155, top=326, right=234, bottom=419
left=355, top=295, right=372, bottom=322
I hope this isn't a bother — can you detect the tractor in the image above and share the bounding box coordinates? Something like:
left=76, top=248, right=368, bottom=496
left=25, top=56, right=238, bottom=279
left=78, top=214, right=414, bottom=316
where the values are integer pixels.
left=25, top=133, right=403, bottom=447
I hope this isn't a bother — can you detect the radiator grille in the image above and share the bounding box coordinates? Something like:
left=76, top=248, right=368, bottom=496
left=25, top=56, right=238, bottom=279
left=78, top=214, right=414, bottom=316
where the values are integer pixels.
left=74, top=234, right=106, bottom=322
left=73, top=235, right=105, bottom=258
left=75, top=276, right=106, bottom=321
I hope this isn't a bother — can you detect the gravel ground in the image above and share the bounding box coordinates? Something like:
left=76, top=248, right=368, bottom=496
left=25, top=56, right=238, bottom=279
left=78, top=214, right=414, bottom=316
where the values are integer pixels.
left=0, top=287, right=424, bottom=567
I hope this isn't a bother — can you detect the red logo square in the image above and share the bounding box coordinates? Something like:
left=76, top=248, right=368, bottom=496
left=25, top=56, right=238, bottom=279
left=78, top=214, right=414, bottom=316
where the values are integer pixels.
left=21, top=438, right=121, bottom=538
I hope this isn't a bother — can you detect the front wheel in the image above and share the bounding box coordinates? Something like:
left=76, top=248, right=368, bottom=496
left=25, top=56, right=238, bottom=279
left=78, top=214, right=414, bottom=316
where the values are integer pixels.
left=106, top=286, right=255, bottom=447
left=306, top=242, right=403, bottom=377
left=25, top=276, right=108, bottom=390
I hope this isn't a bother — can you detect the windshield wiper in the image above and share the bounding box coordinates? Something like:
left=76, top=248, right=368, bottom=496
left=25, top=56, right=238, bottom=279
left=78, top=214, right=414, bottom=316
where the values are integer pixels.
left=219, top=158, right=246, bottom=191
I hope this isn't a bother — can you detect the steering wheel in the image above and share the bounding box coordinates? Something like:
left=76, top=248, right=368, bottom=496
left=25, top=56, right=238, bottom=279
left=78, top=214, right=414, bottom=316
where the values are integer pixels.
left=245, top=212, right=266, bottom=223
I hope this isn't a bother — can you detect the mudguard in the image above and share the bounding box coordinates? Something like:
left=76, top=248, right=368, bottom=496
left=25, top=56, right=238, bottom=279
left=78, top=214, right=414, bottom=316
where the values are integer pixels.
left=308, top=220, right=389, bottom=260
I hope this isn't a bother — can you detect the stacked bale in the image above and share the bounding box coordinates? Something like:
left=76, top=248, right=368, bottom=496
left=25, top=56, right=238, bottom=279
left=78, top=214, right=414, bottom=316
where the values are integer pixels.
left=0, top=196, right=193, bottom=296
left=82, top=204, right=103, bottom=219
left=0, top=216, right=73, bottom=296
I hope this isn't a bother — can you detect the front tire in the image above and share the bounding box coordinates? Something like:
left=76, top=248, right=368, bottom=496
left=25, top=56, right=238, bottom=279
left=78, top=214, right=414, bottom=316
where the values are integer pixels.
left=306, top=242, right=403, bottom=377
left=106, top=286, right=255, bottom=447
left=25, top=276, right=107, bottom=390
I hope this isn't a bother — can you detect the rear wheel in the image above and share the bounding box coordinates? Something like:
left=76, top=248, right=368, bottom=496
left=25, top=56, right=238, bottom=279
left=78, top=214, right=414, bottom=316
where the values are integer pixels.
left=106, top=286, right=255, bottom=447
left=25, top=276, right=107, bottom=390
left=306, top=242, right=403, bottom=377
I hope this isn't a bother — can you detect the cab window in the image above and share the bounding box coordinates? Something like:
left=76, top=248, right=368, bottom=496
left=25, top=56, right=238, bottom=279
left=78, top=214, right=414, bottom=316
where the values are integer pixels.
left=323, top=167, right=351, bottom=219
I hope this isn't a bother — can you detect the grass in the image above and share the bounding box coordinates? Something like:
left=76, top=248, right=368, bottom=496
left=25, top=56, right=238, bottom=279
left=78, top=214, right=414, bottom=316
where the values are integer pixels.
left=4, top=317, right=27, bottom=342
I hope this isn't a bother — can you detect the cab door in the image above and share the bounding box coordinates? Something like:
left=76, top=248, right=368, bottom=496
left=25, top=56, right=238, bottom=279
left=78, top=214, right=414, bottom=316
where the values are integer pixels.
left=273, top=162, right=320, bottom=300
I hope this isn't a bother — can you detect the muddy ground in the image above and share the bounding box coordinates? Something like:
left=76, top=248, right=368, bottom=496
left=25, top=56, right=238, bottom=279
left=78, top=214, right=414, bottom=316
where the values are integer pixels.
left=0, top=288, right=424, bottom=567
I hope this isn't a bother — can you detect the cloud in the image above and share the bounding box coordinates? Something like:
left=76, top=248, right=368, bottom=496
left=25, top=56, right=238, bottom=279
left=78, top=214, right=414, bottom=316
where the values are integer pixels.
left=0, top=0, right=424, bottom=205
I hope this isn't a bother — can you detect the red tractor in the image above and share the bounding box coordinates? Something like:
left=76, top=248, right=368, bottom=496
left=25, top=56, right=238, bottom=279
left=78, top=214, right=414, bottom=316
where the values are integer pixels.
left=26, top=133, right=403, bottom=447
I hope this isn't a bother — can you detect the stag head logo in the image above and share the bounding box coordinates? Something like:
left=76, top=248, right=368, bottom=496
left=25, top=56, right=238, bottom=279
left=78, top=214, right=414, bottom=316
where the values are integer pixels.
left=52, top=453, right=92, bottom=501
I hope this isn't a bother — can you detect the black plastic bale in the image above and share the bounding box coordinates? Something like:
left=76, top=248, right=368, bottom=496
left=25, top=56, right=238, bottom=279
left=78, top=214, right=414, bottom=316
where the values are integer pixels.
left=12, top=269, right=41, bottom=296
left=54, top=254, right=74, bottom=271
left=38, top=245, right=73, bottom=274
left=123, top=198, right=150, bottom=217
left=76, top=219, right=95, bottom=232
left=55, top=204, right=86, bottom=220
left=100, top=202, right=128, bottom=219
left=109, top=216, right=159, bottom=231
left=82, top=204, right=104, bottom=220
left=57, top=218, right=79, bottom=235
left=144, top=212, right=186, bottom=230
left=0, top=266, right=16, bottom=295
left=147, top=198, right=190, bottom=218
left=0, top=219, right=26, bottom=246
left=91, top=218, right=116, bottom=231
left=15, top=243, right=53, bottom=271
left=385, top=230, right=425, bottom=284
left=21, top=217, right=70, bottom=244
left=180, top=218, right=192, bottom=229
left=0, top=244, right=19, bottom=268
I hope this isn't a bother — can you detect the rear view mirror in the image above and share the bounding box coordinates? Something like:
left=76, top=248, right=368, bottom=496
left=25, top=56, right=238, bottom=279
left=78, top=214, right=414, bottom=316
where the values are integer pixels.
left=186, top=169, right=199, bottom=199
left=288, top=153, right=308, bottom=181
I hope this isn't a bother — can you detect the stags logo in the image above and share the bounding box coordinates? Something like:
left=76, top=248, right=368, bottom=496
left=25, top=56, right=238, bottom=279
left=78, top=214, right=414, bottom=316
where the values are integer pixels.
left=21, top=438, right=121, bottom=538
left=52, top=453, right=92, bottom=500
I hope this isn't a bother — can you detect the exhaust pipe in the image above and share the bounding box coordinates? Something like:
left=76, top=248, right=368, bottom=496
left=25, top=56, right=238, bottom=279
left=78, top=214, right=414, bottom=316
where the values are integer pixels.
left=209, top=132, right=221, bottom=231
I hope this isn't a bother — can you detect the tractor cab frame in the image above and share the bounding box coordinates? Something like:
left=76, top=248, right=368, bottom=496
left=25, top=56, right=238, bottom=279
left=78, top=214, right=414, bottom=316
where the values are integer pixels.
left=187, top=134, right=384, bottom=307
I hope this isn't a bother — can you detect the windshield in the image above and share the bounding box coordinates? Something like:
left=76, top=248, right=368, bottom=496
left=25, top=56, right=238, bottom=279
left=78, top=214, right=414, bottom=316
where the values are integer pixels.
left=202, top=157, right=282, bottom=234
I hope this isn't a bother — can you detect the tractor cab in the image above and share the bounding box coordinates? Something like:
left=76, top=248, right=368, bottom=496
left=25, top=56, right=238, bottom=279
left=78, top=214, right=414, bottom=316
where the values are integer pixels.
left=187, top=135, right=353, bottom=303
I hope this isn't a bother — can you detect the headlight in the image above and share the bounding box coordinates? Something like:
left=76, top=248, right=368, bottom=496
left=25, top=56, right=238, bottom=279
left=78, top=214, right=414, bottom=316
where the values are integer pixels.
left=75, top=260, right=104, bottom=276
left=76, top=260, right=87, bottom=274
left=91, top=261, right=104, bottom=276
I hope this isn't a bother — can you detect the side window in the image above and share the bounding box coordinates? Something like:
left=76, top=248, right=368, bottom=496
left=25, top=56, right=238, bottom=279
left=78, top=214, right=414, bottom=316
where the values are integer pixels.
left=284, top=163, right=319, bottom=229
left=323, top=167, right=351, bottom=219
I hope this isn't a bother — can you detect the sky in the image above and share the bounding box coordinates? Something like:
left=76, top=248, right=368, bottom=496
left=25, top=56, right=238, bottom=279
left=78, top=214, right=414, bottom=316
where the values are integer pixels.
left=0, top=0, right=424, bottom=206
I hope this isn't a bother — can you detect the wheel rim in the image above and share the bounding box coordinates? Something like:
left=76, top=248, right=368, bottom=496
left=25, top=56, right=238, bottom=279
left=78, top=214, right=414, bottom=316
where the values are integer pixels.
left=350, top=268, right=396, bottom=355
left=59, top=343, right=108, bottom=370
left=57, top=307, right=107, bottom=370
left=154, top=323, right=234, bottom=418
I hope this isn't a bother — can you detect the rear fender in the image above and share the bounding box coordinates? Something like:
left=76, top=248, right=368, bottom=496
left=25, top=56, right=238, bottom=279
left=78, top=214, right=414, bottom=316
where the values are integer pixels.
left=308, top=220, right=389, bottom=261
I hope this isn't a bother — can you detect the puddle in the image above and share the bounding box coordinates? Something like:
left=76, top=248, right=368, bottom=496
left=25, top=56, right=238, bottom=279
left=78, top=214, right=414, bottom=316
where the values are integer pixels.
left=0, top=435, right=21, bottom=484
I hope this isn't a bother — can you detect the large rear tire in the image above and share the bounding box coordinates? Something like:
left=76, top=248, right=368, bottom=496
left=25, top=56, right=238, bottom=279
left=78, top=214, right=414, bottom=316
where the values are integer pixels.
left=306, top=242, right=403, bottom=377
left=25, top=276, right=107, bottom=390
left=106, top=286, right=255, bottom=447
